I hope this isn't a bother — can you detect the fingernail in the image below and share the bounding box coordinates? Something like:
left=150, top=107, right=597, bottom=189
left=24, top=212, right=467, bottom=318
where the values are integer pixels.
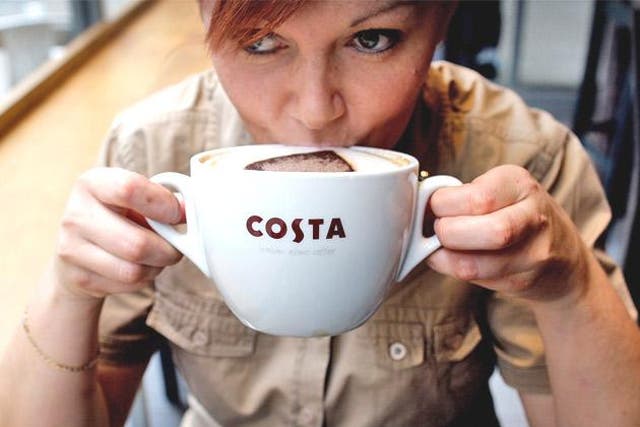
left=173, top=193, right=186, bottom=224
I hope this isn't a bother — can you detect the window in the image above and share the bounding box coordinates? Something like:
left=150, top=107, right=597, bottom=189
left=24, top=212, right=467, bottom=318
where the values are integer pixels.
left=0, top=0, right=134, bottom=100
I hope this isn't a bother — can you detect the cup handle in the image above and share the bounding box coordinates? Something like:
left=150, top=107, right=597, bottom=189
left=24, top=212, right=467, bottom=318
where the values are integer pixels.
left=395, top=175, right=463, bottom=282
left=146, top=172, right=211, bottom=277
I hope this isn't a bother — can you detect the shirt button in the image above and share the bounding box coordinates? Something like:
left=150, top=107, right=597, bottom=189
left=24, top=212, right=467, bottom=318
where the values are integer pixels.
left=193, top=330, right=207, bottom=346
left=389, top=342, right=408, bottom=361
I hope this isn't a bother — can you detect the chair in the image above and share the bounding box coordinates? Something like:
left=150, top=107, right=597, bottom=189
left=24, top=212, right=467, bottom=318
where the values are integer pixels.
left=572, top=0, right=640, bottom=309
left=126, top=343, right=189, bottom=427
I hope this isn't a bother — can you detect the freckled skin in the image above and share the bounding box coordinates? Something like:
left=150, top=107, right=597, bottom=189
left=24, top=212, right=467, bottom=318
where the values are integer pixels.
left=209, top=2, right=441, bottom=149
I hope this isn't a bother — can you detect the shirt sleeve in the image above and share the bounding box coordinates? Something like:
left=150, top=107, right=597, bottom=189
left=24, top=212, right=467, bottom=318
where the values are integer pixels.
left=487, top=130, right=637, bottom=394
left=96, top=124, right=162, bottom=366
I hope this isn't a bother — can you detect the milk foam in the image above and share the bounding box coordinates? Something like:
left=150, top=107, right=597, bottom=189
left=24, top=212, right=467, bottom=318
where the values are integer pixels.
left=201, top=146, right=406, bottom=173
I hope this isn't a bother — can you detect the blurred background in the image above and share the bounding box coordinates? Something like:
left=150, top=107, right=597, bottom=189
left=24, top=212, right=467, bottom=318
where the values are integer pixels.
left=0, top=0, right=130, bottom=93
left=0, top=1, right=638, bottom=426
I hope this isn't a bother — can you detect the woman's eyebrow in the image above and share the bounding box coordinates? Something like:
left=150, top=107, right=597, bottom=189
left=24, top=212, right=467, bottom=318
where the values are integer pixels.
left=350, top=1, right=412, bottom=27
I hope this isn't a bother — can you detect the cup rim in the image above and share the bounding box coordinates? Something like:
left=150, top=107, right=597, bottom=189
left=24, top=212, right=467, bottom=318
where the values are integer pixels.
left=192, top=144, right=420, bottom=178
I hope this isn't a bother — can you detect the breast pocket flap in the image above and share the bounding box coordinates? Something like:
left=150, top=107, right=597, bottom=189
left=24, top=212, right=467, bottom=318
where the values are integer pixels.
left=147, top=293, right=256, bottom=357
left=433, top=317, right=482, bottom=363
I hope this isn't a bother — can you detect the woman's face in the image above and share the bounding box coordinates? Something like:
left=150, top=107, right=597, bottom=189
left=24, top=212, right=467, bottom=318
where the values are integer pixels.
left=210, top=1, right=442, bottom=149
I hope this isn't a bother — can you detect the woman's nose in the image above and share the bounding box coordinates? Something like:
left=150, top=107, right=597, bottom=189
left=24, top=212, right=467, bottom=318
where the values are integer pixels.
left=289, top=59, right=345, bottom=130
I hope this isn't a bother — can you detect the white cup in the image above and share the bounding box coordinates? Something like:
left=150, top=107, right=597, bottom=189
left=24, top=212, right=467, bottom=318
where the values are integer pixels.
left=148, top=145, right=461, bottom=337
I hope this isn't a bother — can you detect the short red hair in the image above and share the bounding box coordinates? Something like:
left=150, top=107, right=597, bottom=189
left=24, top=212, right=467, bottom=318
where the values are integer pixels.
left=201, top=0, right=306, bottom=52
left=199, top=1, right=457, bottom=52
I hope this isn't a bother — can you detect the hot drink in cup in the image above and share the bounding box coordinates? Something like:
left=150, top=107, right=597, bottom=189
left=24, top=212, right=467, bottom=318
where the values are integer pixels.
left=147, top=144, right=461, bottom=337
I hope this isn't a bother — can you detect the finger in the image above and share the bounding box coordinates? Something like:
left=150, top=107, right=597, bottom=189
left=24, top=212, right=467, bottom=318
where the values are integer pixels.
left=58, top=263, right=155, bottom=298
left=426, top=245, right=538, bottom=288
left=126, top=193, right=186, bottom=229
left=430, top=165, right=538, bottom=217
left=435, top=197, right=548, bottom=250
left=125, top=209, right=153, bottom=230
left=69, top=196, right=183, bottom=267
left=78, top=168, right=182, bottom=225
left=58, top=233, right=164, bottom=287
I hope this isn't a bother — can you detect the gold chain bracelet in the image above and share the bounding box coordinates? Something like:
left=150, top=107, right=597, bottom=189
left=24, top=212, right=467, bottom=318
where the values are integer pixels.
left=22, top=309, right=99, bottom=373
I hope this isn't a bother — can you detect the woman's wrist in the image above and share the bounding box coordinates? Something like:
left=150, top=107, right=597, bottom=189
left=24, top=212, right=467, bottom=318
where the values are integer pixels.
left=22, top=307, right=100, bottom=372
left=23, top=262, right=106, bottom=371
left=526, top=245, right=602, bottom=319
left=46, top=260, right=105, bottom=310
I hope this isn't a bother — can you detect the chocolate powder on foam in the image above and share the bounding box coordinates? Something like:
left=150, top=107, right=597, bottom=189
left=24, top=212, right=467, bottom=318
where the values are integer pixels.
left=245, top=150, right=354, bottom=172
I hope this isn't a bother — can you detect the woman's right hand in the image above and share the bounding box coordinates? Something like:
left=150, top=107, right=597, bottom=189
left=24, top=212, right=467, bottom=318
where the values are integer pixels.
left=54, top=167, right=184, bottom=300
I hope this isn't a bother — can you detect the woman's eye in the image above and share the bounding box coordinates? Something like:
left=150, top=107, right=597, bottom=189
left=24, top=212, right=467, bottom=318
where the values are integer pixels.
left=350, top=29, right=401, bottom=54
left=244, top=33, right=285, bottom=55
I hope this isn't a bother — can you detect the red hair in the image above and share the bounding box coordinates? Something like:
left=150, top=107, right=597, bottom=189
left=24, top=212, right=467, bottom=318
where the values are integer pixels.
left=199, top=1, right=457, bottom=52
left=202, top=0, right=306, bottom=52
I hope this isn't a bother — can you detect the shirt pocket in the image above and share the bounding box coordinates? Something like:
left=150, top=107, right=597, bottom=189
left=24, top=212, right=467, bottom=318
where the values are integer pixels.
left=147, top=291, right=256, bottom=357
left=433, top=316, right=482, bottom=363
left=364, top=321, right=426, bottom=370
left=432, top=315, right=493, bottom=404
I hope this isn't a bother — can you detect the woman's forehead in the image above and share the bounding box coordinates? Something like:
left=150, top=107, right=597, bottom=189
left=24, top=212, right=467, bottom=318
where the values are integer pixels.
left=292, top=1, right=419, bottom=26
left=202, top=0, right=448, bottom=51
left=202, top=0, right=421, bottom=23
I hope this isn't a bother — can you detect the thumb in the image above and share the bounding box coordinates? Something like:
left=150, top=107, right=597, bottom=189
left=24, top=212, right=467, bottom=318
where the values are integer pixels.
left=125, top=192, right=185, bottom=229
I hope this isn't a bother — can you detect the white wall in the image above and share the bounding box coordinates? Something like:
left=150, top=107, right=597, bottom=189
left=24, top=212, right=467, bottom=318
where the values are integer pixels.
left=498, top=0, right=595, bottom=88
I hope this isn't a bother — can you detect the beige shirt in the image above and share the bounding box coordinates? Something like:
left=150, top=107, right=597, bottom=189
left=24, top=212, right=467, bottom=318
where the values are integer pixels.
left=97, top=61, right=637, bottom=427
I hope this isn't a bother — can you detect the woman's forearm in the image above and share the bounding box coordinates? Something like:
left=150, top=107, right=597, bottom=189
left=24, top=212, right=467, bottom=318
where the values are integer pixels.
left=0, top=263, right=110, bottom=427
left=0, top=167, right=183, bottom=427
left=530, top=252, right=640, bottom=427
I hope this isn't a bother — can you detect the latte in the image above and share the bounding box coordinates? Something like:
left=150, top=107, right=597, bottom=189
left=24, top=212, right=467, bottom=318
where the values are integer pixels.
left=201, top=145, right=406, bottom=173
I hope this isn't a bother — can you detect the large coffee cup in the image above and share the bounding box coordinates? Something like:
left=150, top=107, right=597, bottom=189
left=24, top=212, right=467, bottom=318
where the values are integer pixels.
left=147, top=144, right=461, bottom=337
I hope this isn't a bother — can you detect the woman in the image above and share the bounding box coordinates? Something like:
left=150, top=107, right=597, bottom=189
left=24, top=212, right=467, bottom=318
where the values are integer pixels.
left=2, top=1, right=639, bottom=426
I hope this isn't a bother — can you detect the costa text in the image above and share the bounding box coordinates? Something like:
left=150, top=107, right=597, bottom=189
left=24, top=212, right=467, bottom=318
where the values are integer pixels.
left=246, top=216, right=346, bottom=243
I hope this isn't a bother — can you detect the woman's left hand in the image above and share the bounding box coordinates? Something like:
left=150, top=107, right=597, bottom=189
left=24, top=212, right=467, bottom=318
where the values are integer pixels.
left=428, top=164, right=590, bottom=302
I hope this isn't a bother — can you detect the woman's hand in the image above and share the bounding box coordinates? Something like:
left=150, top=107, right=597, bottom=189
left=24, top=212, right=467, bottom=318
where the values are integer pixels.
left=54, top=167, right=184, bottom=300
left=428, top=164, right=590, bottom=303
